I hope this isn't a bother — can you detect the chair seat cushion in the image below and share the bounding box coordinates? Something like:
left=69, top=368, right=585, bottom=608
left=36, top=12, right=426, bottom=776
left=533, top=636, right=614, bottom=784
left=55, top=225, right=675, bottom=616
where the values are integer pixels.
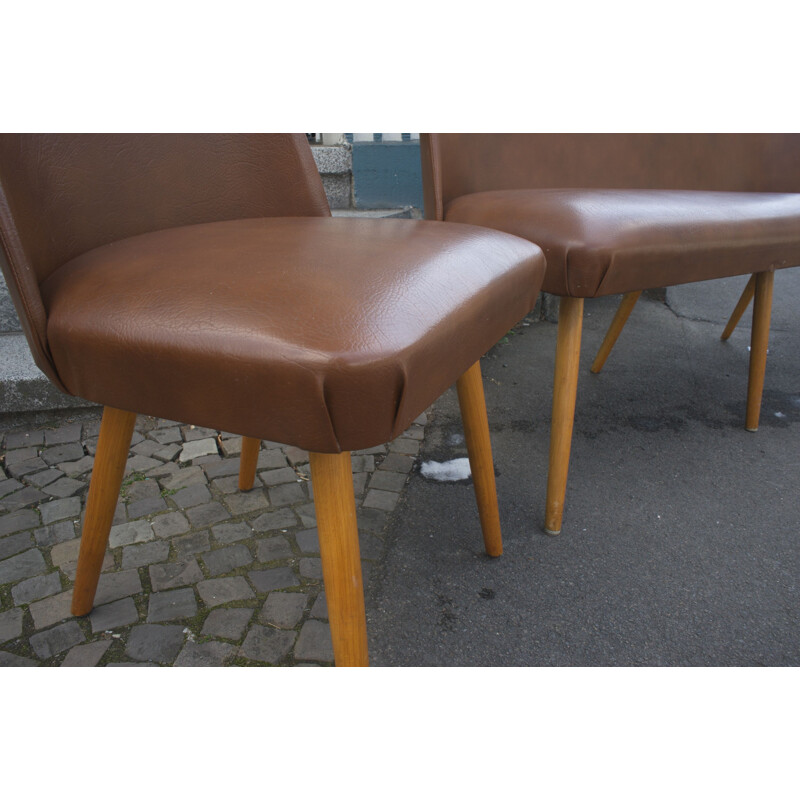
left=445, top=189, right=800, bottom=297
left=41, top=217, right=544, bottom=452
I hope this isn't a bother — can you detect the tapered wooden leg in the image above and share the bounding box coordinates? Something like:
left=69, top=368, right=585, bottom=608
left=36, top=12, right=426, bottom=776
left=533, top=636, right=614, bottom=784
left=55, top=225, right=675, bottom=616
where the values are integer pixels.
left=545, top=297, right=584, bottom=535
left=456, top=361, right=502, bottom=557
left=590, top=291, right=641, bottom=374
left=721, top=274, right=756, bottom=341
left=745, top=271, right=774, bottom=432
left=71, top=406, right=137, bottom=616
left=238, top=436, right=261, bottom=490
left=309, top=451, right=368, bottom=666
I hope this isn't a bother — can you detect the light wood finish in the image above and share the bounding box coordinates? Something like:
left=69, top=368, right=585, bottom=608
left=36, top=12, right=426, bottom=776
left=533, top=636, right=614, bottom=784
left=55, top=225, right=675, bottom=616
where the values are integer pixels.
left=746, top=271, right=774, bottom=431
left=309, top=451, right=368, bottom=666
left=590, top=290, right=642, bottom=374
left=71, top=406, right=137, bottom=616
left=721, top=274, right=756, bottom=340
left=545, top=297, right=584, bottom=535
left=238, top=436, right=261, bottom=491
left=456, top=360, right=503, bottom=557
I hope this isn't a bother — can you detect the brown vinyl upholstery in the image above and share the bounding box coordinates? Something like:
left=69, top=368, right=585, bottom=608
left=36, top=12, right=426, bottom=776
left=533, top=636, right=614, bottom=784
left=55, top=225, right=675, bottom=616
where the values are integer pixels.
left=0, top=134, right=545, bottom=452
left=423, top=134, right=800, bottom=211
left=422, top=134, right=800, bottom=297
left=444, top=189, right=800, bottom=297
left=0, top=134, right=331, bottom=390
left=40, top=216, right=541, bottom=452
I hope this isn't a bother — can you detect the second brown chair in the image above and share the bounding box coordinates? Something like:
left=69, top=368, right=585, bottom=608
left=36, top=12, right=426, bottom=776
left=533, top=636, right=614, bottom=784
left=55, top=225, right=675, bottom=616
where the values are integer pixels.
left=421, top=133, right=800, bottom=534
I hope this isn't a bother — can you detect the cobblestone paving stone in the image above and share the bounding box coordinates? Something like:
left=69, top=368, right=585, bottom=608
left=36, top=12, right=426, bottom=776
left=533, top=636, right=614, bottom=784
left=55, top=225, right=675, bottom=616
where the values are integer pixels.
left=0, top=410, right=426, bottom=667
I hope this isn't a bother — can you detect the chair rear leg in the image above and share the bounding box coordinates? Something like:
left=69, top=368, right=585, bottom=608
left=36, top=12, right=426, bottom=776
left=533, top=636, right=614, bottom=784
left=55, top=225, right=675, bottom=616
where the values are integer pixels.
left=745, top=271, right=774, bottom=431
left=545, top=297, right=584, bottom=535
left=71, top=406, right=137, bottom=616
left=309, top=451, right=368, bottom=666
left=721, top=274, right=756, bottom=341
left=238, top=436, right=261, bottom=490
left=456, top=360, right=502, bottom=557
left=590, top=291, right=641, bottom=374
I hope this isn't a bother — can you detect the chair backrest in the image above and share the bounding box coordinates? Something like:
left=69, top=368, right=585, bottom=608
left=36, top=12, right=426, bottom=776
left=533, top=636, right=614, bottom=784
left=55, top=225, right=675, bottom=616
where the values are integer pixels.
left=0, top=133, right=330, bottom=386
left=421, top=133, right=800, bottom=221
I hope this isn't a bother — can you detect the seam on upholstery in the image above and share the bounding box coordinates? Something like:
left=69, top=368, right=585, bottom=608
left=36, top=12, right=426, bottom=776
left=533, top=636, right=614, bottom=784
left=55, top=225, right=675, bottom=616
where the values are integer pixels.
left=563, top=244, right=576, bottom=297
left=389, top=359, right=411, bottom=441
left=590, top=250, right=616, bottom=298
left=421, top=134, right=444, bottom=221
left=431, top=136, right=444, bottom=221
left=318, top=371, right=344, bottom=454
left=290, top=133, right=333, bottom=218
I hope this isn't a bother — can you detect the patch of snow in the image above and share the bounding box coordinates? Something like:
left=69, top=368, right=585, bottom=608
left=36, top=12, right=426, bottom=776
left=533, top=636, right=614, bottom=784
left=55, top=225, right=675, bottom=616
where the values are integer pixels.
left=420, top=458, right=472, bottom=482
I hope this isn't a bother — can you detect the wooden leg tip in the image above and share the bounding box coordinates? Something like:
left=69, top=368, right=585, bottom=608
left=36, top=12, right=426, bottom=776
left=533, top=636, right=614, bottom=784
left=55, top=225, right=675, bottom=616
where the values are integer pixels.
left=71, top=600, right=92, bottom=617
left=745, top=426, right=759, bottom=433
left=543, top=527, right=562, bottom=536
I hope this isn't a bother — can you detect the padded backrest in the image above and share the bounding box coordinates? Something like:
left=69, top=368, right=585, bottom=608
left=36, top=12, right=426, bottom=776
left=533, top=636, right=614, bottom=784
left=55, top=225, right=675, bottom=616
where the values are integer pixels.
left=0, top=133, right=330, bottom=386
left=421, top=133, right=800, bottom=220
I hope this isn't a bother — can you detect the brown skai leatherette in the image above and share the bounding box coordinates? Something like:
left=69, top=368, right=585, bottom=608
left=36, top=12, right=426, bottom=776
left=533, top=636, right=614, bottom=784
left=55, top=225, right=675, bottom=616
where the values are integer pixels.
left=444, top=189, right=800, bottom=296
left=40, top=217, right=545, bottom=452
left=1, top=133, right=545, bottom=452
left=0, top=133, right=329, bottom=387
left=421, top=134, right=800, bottom=297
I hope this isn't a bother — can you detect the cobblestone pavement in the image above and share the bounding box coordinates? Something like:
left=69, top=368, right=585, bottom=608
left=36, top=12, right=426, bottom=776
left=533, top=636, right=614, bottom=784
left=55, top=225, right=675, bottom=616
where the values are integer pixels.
left=0, top=409, right=426, bottom=666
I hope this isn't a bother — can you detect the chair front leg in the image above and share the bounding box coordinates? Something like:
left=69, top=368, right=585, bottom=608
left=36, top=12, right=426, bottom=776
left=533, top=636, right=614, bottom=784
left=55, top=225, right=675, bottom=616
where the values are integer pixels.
left=590, top=290, right=641, bottom=374
left=745, top=271, right=774, bottom=431
left=71, top=406, right=137, bottom=616
left=456, top=360, right=503, bottom=557
left=309, top=451, right=369, bottom=667
left=545, top=297, right=584, bottom=535
left=238, top=436, right=261, bottom=490
left=721, top=274, right=756, bottom=341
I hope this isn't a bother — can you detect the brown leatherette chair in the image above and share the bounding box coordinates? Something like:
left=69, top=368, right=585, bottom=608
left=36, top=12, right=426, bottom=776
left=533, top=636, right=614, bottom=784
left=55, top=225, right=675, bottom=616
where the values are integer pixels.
left=421, top=133, right=800, bottom=534
left=0, top=134, right=545, bottom=666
